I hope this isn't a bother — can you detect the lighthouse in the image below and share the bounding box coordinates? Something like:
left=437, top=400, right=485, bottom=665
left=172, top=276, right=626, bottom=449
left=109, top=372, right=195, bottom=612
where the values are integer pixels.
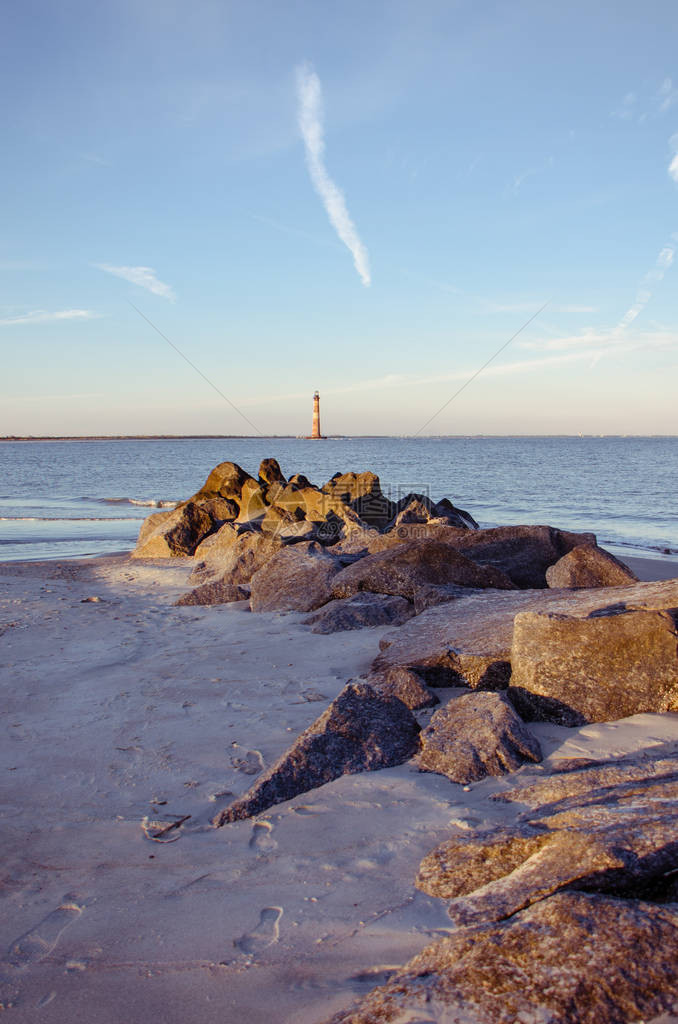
left=310, top=390, right=323, bottom=439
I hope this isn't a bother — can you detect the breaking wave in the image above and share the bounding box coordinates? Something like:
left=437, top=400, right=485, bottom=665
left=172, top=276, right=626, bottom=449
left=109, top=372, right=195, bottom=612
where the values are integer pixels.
left=85, top=497, right=178, bottom=508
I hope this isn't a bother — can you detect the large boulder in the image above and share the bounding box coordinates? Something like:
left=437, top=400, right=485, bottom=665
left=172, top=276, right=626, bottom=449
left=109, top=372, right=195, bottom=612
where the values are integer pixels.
left=249, top=541, right=339, bottom=613
left=132, top=499, right=217, bottom=558
left=418, top=691, right=542, bottom=784
left=322, top=471, right=394, bottom=529
left=235, top=478, right=268, bottom=524
left=546, top=542, right=638, bottom=588
left=386, top=493, right=478, bottom=532
left=326, top=507, right=394, bottom=557
left=373, top=589, right=545, bottom=690
left=447, top=524, right=597, bottom=588
left=331, top=539, right=515, bottom=603
left=193, top=460, right=254, bottom=501
left=509, top=605, right=678, bottom=725
left=303, top=593, right=415, bottom=634
left=189, top=529, right=283, bottom=586
left=373, top=577, right=678, bottom=690
left=326, top=892, right=678, bottom=1024
left=192, top=520, right=240, bottom=562
left=213, top=683, right=421, bottom=824
left=416, top=749, right=678, bottom=925
left=258, top=457, right=286, bottom=487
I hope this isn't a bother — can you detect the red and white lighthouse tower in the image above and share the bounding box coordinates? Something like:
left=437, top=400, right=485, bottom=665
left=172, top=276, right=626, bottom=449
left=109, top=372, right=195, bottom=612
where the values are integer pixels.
left=310, top=390, right=323, bottom=439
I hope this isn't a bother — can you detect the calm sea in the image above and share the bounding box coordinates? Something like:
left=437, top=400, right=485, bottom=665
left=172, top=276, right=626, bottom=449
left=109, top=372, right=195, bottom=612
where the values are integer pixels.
left=0, top=436, right=676, bottom=562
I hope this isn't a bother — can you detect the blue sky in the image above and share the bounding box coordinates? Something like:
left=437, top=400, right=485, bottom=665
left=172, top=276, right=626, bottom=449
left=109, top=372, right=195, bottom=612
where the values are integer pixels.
left=2, top=0, right=677, bottom=435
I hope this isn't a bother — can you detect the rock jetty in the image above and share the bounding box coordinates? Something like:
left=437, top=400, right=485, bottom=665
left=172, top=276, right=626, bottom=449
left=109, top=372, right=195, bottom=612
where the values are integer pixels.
left=133, top=458, right=678, bottom=1019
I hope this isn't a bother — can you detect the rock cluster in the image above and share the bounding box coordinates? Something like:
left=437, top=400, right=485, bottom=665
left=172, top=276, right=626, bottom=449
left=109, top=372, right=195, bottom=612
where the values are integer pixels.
left=134, top=459, right=624, bottom=620
left=132, top=459, right=678, bottom=1018
left=329, top=750, right=678, bottom=1023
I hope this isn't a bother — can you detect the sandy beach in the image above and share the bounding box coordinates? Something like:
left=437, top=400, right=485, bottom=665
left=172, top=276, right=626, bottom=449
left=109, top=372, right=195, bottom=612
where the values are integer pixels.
left=1, top=549, right=677, bottom=1022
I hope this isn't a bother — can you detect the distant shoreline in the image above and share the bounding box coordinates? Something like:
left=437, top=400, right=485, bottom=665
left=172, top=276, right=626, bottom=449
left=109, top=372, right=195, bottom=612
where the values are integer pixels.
left=2, top=434, right=677, bottom=442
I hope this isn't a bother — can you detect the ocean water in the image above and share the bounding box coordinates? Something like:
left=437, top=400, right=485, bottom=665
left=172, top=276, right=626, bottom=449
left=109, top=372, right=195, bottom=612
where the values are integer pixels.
left=0, top=436, right=676, bottom=562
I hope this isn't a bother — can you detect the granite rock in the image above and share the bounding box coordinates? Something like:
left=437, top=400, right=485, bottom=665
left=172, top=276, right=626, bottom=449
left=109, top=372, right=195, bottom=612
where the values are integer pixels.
left=132, top=499, right=217, bottom=558
left=509, top=605, right=678, bottom=725
left=249, top=541, right=339, bottom=613
left=303, top=593, right=415, bottom=634
left=416, top=749, right=678, bottom=924
left=213, top=683, right=421, bottom=824
left=418, top=691, right=542, bottom=784
left=374, top=577, right=678, bottom=690
left=546, top=542, right=639, bottom=588
left=326, top=892, right=678, bottom=1024
left=364, top=667, right=439, bottom=710
left=331, top=540, right=515, bottom=603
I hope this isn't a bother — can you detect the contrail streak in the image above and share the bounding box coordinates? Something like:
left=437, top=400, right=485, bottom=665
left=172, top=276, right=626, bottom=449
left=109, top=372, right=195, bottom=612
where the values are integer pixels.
left=296, top=63, right=371, bottom=287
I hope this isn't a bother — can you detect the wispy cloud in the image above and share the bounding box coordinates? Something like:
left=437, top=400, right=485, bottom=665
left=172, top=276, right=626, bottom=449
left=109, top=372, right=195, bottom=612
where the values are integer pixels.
left=295, top=62, right=371, bottom=287
left=612, top=78, right=678, bottom=122
left=95, top=264, right=176, bottom=301
left=0, top=309, right=99, bottom=326
left=616, top=240, right=675, bottom=327
left=517, top=240, right=677, bottom=357
left=657, top=77, right=678, bottom=114
left=669, top=134, right=678, bottom=183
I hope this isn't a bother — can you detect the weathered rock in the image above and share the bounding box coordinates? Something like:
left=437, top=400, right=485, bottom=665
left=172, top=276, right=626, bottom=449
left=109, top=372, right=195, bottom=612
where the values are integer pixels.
left=198, top=496, right=239, bottom=523
left=288, top=472, right=313, bottom=489
left=213, top=683, right=421, bottom=824
left=260, top=504, right=306, bottom=537
left=235, top=479, right=268, bottom=524
left=386, top=493, right=477, bottom=532
left=546, top=542, right=639, bottom=588
left=134, top=506, right=176, bottom=552
left=402, top=524, right=595, bottom=588
left=189, top=529, right=283, bottom=586
left=192, top=521, right=240, bottom=563
left=412, top=582, right=480, bottom=613
left=374, top=577, right=678, bottom=690
left=175, top=581, right=250, bottom=606
left=374, top=589, right=540, bottom=689
left=418, top=691, right=542, bottom=784
left=249, top=542, right=339, bottom=613
left=328, top=508, right=394, bottom=557
left=365, top=667, right=439, bottom=710
left=326, top=892, right=678, bottom=1024
left=433, top=496, right=479, bottom=528
left=322, top=471, right=395, bottom=529
left=331, top=540, right=515, bottom=603
left=303, top=593, right=415, bottom=634
left=258, top=457, right=286, bottom=486
left=194, top=460, right=254, bottom=501
left=132, top=499, right=216, bottom=558
left=497, top=748, right=678, bottom=815
left=274, top=482, right=332, bottom=521
left=416, top=750, right=678, bottom=926
left=509, top=606, right=678, bottom=725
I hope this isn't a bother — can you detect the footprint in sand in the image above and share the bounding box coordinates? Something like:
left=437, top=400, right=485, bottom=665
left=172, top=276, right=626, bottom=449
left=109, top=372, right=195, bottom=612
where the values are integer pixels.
left=235, top=907, right=283, bottom=955
left=230, top=747, right=265, bottom=776
left=6, top=898, right=83, bottom=969
left=249, top=821, right=277, bottom=854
